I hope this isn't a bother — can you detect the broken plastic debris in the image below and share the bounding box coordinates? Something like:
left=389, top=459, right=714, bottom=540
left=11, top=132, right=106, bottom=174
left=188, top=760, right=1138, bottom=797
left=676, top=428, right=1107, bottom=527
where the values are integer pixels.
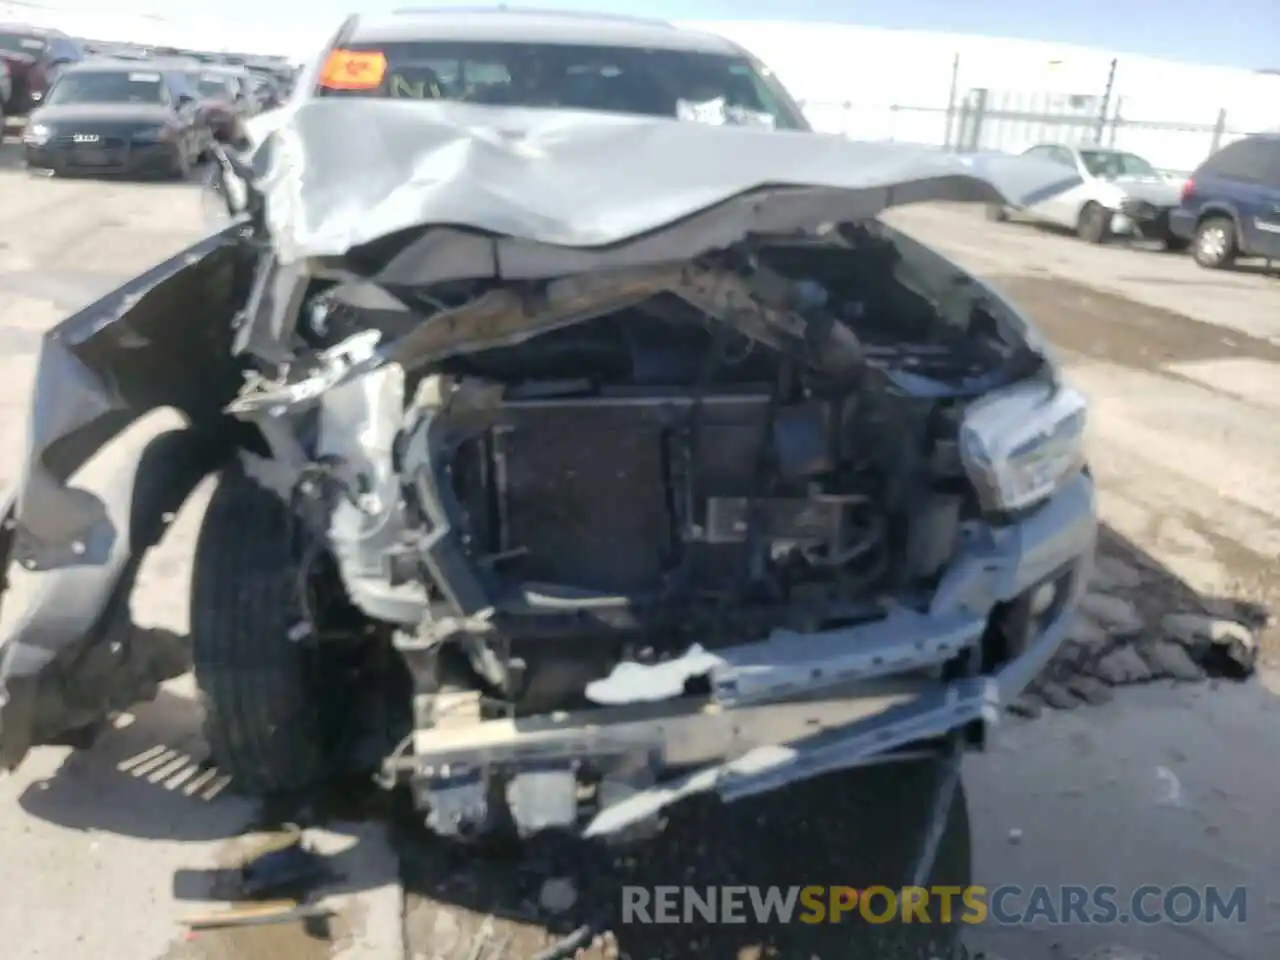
left=584, top=644, right=722, bottom=704
left=239, top=826, right=328, bottom=898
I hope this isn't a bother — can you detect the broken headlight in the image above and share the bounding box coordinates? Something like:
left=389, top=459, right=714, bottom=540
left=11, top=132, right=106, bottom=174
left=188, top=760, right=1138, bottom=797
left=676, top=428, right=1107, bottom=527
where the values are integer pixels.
left=23, top=123, right=51, bottom=146
left=959, top=380, right=1087, bottom=514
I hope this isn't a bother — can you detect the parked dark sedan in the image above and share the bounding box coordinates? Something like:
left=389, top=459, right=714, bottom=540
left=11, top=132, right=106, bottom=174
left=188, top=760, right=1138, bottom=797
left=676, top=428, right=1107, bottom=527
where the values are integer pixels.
left=22, top=60, right=210, bottom=178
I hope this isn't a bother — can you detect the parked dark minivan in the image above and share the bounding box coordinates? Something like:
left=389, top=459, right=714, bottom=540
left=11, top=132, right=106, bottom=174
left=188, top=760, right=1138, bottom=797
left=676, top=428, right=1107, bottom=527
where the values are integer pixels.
left=1169, top=134, right=1280, bottom=269
left=0, top=24, right=84, bottom=115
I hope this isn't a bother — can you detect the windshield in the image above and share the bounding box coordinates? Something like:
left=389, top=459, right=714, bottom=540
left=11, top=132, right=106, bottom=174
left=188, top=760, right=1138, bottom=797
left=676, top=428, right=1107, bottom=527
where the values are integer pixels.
left=1079, top=150, right=1159, bottom=179
left=46, top=70, right=167, bottom=106
left=0, top=33, right=45, bottom=56
left=319, top=41, right=809, bottom=130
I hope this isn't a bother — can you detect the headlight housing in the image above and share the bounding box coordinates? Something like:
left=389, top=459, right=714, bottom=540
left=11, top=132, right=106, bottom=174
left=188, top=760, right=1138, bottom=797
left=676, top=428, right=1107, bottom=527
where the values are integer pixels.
left=23, top=123, right=51, bottom=146
left=959, top=380, right=1088, bottom=514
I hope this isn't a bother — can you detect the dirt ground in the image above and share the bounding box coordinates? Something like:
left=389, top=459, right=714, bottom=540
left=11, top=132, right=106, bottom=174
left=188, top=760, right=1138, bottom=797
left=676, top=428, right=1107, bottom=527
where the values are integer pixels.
left=0, top=134, right=1277, bottom=960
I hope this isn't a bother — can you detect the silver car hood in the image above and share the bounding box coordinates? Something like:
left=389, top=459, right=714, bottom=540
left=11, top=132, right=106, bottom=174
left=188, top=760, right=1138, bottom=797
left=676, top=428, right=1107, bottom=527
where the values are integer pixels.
left=1109, top=176, right=1182, bottom=206
left=244, top=99, right=1084, bottom=269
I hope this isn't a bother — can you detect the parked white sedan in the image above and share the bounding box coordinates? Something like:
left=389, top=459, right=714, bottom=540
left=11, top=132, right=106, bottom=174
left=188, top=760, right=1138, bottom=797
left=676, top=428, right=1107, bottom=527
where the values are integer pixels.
left=988, top=143, right=1188, bottom=250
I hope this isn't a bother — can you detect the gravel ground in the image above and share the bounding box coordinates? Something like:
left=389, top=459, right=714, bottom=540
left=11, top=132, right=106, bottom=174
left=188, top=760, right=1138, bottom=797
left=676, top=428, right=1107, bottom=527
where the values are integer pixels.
left=0, top=137, right=1276, bottom=960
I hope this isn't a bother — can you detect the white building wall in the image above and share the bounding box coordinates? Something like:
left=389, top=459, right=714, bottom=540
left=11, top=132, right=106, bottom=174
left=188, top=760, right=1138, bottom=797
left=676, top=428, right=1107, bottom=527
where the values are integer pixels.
left=682, top=20, right=1280, bottom=130
left=4, top=4, right=1276, bottom=171
left=679, top=21, right=1280, bottom=172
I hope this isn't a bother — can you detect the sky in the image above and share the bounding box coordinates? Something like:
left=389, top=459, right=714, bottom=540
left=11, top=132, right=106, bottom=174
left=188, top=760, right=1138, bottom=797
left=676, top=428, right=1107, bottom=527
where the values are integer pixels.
left=62, top=0, right=1280, bottom=70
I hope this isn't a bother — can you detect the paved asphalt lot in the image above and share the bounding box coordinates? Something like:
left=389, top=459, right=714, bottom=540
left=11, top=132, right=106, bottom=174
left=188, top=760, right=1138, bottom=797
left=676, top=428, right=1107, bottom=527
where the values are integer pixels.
left=0, top=134, right=1278, bottom=960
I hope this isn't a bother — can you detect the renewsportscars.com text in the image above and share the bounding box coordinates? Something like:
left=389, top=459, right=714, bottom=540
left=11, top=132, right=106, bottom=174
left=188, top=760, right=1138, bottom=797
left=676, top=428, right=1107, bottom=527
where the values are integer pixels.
left=621, top=885, right=1248, bottom=926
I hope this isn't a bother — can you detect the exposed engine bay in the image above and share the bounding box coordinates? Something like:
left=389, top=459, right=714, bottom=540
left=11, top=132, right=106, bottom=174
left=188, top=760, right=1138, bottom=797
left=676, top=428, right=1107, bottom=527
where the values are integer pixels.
left=0, top=110, right=1095, bottom=846
left=226, top=215, right=1072, bottom=838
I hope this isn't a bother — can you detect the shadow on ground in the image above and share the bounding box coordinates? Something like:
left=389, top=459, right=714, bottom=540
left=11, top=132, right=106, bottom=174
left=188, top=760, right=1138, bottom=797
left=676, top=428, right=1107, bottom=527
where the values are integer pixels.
left=12, top=524, right=1273, bottom=960
left=16, top=688, right=248, bottom=842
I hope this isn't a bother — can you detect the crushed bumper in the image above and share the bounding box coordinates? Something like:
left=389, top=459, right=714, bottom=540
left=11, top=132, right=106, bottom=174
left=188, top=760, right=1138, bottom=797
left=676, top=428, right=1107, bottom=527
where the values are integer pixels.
left=1114, top=200, right=1175, bottom=238
left=402, top=472, right=1096, bottom=836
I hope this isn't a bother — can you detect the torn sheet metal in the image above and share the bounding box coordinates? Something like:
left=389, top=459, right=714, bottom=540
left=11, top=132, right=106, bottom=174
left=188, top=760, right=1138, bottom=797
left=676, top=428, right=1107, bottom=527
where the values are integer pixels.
left=239, top=98, right=1083, bottom=265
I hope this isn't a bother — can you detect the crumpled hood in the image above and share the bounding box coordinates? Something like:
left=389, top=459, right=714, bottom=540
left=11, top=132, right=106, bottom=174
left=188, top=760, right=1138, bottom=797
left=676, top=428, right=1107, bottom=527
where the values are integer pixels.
left=1107, top=176, right=1182, bottom=207
left=243, top=98, right=1085, bottom=267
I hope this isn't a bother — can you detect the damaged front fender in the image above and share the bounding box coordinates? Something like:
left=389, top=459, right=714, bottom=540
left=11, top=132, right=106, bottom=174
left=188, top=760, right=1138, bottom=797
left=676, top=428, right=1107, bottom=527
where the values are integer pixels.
left=0, top=429, right=229, bottom=770
left=0, top=226, right=255, bottom=770
left=8, top=224, right=249, bottom=569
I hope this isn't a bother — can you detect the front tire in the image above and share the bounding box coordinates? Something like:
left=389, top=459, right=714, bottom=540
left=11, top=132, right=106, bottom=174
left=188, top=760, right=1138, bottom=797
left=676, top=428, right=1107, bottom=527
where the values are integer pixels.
left=1192, top=216, right=1236, bottom=269
left=1076, top=202, right=1111, bottom=243
left=191, top=462, right=329, bottom=795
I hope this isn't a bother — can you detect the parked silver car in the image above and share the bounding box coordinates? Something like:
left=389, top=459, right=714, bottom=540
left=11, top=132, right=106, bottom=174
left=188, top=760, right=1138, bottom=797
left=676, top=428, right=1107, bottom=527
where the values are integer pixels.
left=989, top=143, right=1188, bottom=249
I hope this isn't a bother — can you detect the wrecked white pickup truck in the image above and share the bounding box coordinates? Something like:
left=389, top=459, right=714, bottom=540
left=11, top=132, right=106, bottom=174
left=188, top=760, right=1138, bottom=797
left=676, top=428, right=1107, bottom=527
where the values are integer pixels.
left=0, top=97, right=1094, bottom=878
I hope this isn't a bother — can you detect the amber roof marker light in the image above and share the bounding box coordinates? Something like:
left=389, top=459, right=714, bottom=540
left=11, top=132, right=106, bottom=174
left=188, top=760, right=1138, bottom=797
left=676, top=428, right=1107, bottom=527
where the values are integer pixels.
left=319, top=49, right=387, bottom=90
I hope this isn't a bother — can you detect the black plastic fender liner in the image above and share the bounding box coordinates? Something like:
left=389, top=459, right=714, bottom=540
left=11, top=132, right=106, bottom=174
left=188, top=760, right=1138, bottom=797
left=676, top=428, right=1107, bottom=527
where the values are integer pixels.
left=0, top=426, right=234, bottom=772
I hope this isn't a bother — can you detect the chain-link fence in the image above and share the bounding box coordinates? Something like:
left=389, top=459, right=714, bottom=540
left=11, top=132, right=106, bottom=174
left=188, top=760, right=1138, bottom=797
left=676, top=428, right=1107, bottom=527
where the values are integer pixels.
left=796, top=55, right=1268, bottom=177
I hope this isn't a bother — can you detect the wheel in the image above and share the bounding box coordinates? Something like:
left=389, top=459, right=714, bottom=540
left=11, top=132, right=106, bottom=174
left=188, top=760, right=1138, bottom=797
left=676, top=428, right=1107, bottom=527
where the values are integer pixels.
left=985, top=203, right=1008, bottom=222
left=1076, top=202, right=1111, bottom=243
left=191, top=462, right=330, bottom=794
left=1192, top=216, right=1236, bottom=269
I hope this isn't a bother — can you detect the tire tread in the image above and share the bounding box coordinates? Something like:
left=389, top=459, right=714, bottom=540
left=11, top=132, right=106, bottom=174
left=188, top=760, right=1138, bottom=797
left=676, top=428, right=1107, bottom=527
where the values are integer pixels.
left=191, top=463, right=326, bottom=794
